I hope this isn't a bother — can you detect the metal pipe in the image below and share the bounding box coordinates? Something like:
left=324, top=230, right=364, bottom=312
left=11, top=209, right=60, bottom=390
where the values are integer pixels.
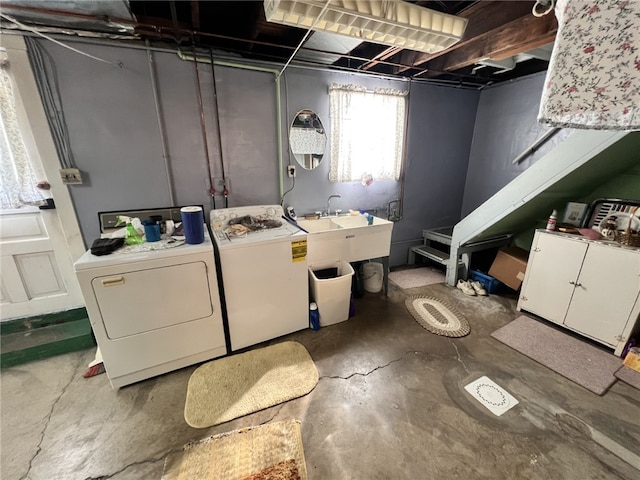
left=178, top=50, right=285, bottom=199
left=145, top=41, right=174, bottom=205
left=191, top=44, right=216, bottom=209
left=1, top=4, right=494, bottom=84
left=208, top=48, right=227, bottom=206
left=512, top=127, right=560, bottom=165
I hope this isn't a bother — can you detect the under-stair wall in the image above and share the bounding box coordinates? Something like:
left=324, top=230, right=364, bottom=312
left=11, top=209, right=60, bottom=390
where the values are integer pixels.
left=446, top=130, right=640, bottom=286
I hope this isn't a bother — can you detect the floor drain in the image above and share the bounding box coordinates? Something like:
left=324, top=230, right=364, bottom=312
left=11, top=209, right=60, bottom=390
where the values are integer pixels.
left=464, top=376, right=519, bottom=416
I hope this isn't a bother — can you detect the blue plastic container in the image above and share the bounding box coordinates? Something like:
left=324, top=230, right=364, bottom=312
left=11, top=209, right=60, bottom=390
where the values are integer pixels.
left=309, top=302, right=320, bottom=331
left=469, top=270, right=502, bottom=294
left=142, top=220, right=161, bottom=242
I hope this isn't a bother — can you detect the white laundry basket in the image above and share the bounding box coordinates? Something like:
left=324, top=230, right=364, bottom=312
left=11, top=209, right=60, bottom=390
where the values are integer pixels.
left=309, top=260, right=354, bottom=326
left=362, top=262, right=383, bottom=293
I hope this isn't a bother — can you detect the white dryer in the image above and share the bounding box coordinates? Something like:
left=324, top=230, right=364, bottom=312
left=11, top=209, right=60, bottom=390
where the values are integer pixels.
left=74, top=207, right=226, bottom=389
left=211, top=205, right=308, bottom=351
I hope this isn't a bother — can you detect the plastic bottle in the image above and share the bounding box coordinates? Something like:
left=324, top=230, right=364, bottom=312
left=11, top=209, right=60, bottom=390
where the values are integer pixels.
left=309, top=302, right=320, bottom=331
left=546, top=209, right=558, bottom=231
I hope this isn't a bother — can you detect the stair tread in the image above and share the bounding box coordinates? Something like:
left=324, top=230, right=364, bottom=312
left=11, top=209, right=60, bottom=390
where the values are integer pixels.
left=1, top=320, right=91, bottom=353
left=411, top=245, right=451, bottom=264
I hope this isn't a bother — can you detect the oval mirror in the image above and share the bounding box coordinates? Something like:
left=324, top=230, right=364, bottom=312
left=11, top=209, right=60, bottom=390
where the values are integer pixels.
left=289, top=109, right=327, bottom=170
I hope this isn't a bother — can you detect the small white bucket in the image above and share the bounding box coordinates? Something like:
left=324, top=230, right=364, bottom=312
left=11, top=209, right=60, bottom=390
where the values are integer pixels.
left=362, top=262, right=383, bottom=293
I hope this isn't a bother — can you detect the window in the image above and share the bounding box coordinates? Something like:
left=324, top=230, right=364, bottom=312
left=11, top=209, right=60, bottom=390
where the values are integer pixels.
left=0, top=52, right=44, bottom=209
left=329, top=83, right=407, bottom=183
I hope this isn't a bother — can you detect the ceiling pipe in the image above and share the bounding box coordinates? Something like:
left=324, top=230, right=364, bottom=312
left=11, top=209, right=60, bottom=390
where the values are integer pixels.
left=7, top=29, right=485, bottom=89
left=0, top=3, right=495, bottom=83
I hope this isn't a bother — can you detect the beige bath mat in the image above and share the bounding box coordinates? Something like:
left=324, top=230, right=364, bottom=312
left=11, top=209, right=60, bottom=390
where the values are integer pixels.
left=162, top=419, right=307, bottom=480
left=184, top=341, right=318, bottom=428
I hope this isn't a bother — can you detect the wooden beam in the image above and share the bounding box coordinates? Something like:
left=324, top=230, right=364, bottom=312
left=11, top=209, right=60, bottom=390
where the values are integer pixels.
left=360, top=46, right=402, bottom=71
left=424, top=13, right=557, bottom=76
left=395, top=1, right=535, bottom=73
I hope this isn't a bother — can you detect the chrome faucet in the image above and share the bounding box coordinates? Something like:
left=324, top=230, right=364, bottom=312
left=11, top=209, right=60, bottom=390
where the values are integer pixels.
left=326, top=194, right=341, bottom=216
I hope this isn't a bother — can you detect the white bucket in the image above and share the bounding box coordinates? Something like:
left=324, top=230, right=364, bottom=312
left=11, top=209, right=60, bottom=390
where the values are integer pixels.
left=362, top=262, right=383, bottom=293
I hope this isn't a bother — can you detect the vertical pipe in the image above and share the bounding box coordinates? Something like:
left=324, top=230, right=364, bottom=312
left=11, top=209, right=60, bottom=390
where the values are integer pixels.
left=191, top=45, right=216, bottom=209
left=146, top=42, right=174, bottom=205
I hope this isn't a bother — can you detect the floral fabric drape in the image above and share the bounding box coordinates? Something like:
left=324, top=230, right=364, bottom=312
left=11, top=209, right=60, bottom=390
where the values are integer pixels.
left=538, top=0, right=640, bottom=130
left=0, top=59, right=44, bottom=209
left=329, top=84, right=406, bottom=183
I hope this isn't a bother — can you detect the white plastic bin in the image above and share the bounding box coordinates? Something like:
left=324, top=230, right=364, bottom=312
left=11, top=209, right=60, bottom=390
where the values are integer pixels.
left=309, top=260, right=355, bottom=327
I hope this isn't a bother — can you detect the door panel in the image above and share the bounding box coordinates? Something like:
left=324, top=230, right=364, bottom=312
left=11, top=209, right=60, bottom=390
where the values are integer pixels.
left=92, top=261, right=212, bottom=339
left=564, top=244, right=639, bottom=345
left=15, top=251, right=66, bottom=298
left=519, top=233, right=587, bottom=323
left=0, top=209, right=84, bottom=320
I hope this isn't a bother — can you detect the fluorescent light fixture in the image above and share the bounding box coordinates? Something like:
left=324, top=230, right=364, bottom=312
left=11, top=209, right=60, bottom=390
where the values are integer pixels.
left=264, top=0, right=468, bottom=54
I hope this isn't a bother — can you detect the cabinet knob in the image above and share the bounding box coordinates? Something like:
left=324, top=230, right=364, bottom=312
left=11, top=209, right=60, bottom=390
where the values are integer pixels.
left=568, top=281, right=582, bottom=287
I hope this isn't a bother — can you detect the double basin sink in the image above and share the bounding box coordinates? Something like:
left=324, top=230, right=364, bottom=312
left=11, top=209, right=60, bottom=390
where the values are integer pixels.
left=296, top=215, right=393, bottom=265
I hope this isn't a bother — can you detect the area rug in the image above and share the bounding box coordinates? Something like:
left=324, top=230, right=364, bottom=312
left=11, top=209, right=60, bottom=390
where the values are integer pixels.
left=389, top=267, right=445, bottom=289
left=614, top=366, right=640, bottom=391
left=405, top=295, right=470, bottom=337
left=184, top=342, right=318, bottom=428
left=491, top=315, right=620, bottom=395
left=162, top=419, right=307, bottom=480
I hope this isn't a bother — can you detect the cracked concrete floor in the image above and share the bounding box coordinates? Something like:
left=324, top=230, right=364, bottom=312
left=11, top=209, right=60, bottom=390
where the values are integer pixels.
left=2, top=282, right=640, bottom=479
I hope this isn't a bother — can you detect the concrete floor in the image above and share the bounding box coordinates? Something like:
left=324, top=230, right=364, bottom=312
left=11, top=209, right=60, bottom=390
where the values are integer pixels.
left=2, top=282, right=640, bottom=480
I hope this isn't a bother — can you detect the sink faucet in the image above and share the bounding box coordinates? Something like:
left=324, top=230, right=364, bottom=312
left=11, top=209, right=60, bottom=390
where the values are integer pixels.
left=326, top=194, right=341, bottom=216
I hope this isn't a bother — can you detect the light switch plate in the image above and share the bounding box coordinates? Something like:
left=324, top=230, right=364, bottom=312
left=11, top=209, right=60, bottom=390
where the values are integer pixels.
left=60, top=168, right=83, bottom=185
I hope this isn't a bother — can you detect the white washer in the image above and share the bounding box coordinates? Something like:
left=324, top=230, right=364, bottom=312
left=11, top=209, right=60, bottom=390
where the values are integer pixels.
left=211, top=205, right=308, bottom=351
left=74, top=209, right=226, bottom=389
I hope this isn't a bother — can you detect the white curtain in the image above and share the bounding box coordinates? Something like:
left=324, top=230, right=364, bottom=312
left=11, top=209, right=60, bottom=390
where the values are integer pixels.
left=0, top=58, right=44, bottom=209
left=538, top=0, right=640, bottom=130
left=329, top=84, right=406, bottom=183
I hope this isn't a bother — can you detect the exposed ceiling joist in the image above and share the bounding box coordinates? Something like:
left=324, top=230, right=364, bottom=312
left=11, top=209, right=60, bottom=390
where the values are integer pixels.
left=418, top=13, right=557, bottom=78
left=394, top=1, right=537, bottom=74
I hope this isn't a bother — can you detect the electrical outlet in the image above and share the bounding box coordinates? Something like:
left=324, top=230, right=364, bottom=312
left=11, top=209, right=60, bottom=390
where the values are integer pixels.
left=60, top=168, right=83, bottom=185
left=287, top=165, right=296, bottom=178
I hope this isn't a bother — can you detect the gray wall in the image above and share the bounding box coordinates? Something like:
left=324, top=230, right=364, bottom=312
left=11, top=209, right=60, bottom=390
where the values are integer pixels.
left=36, top=38, right=480, bottom=266
left=462, top=72, right=574, bottom=216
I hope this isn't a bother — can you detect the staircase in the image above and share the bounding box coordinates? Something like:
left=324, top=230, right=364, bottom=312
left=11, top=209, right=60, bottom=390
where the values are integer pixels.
left=409, top=226, right=511, bottom=280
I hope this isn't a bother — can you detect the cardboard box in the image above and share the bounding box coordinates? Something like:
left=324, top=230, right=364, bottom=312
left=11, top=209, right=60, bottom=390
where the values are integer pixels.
left=623, top=347, right=640, bottom=373
left=488, top=247, right=529, bottom=291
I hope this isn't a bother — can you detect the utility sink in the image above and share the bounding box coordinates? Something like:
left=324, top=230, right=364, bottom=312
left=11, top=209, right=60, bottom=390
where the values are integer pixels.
left=296, top=218, right=342, bottom=233
left=297, top=215, right=393, bottom=265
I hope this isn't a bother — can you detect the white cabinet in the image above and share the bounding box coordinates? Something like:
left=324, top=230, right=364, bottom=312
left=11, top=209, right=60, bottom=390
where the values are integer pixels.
left=518, top=230, right=640, bottom=356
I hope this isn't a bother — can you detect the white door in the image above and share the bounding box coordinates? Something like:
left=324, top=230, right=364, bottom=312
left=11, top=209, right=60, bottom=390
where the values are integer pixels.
left=0, top=35, right=85, bottom=321
left=518, top=232, right=587, bottom=324
left=0, top=208, right=84, bottom=320
left=564, top=243, right=640, bottom=346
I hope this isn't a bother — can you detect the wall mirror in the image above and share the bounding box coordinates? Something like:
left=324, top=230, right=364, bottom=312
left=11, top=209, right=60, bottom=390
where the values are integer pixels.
left=289, top=109, right=327, bottom=170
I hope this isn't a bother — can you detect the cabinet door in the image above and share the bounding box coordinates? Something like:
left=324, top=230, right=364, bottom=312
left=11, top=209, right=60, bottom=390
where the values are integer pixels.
left=564, top=244, right=640, bottom=346
left=519, top=233, right=587, bottom=323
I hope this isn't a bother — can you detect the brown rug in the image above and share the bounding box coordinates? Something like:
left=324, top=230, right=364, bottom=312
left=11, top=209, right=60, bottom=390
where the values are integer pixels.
left=162, top=419, right=307, bottom=480
left=614, top=366, right=640, bottom=391
left=491, top=315, right=621, bottom=395
left=389, top=267, right=445, bottom=289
